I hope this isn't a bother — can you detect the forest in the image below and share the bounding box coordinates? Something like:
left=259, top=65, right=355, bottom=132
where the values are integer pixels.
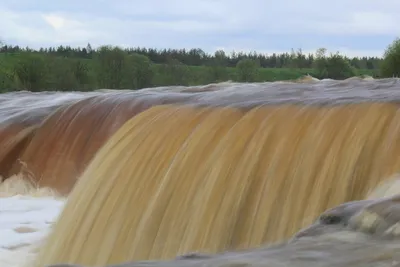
left=0, top=42, right=393, bottom=92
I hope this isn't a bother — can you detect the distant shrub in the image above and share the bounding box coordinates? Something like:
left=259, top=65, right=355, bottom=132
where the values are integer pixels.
left=313, top=48, right=356, bottom=80
left=380, top=38, right=400, bottom=78
left=236, top=58, right=260, bottom=82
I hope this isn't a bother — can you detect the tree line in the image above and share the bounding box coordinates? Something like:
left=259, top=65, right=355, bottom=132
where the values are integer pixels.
left=1, top=43, right=382, bottom=70
left=1, top=39, right=399, bottom=92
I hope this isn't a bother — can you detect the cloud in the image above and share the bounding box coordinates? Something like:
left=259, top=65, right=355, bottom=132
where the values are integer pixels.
left=1, top=0, right=399, bottom=57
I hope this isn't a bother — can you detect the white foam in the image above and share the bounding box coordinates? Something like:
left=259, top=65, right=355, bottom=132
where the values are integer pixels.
left=0, top=195, right=65, bottom=267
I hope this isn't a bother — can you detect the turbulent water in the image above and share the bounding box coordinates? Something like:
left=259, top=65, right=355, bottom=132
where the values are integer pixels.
left=3, top=76, right=400, bottom=267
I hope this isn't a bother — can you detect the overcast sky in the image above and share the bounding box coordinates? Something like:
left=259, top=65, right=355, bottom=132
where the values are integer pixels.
left=1, top=0, right=399, bottom=57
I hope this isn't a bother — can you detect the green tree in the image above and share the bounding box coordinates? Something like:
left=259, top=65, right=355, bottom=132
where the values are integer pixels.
left=73, top=60, right=91, bottom=90
left=122, top=53, right=154, bottom=89
left=0, top=40, right=14, bottom=91
left=0, top=41, right=383, bottom=92
left=313, top=48, right=328, bottom=78
left=325, top=53, right=356, bottom=79
left=47, top=57, right=91, bottom=91
left=94, top=46, right=129, bottom=89
left=159, top=57, right=191, bottom=86
left=13, top=52, right=49, bottom=91
left=0, top=67, right=14, bottom=92
left=313, top=48, right=355, bottom=79
left=236, top=58, right=260, bottom=82
left=95, top=46, right=153, bottom=89
left=206, top=50, right=229, bottom=83
left=380, top=38, right=400, bottom=77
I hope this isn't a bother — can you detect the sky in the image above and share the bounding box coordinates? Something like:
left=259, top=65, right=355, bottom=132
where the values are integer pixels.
left=1, top=0, right=400, bottom=58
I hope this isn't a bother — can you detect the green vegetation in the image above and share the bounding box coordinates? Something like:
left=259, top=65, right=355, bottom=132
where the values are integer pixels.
left=380, top=38, right=400, bottom=77
left=0, top=41, right=390, bottom=92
